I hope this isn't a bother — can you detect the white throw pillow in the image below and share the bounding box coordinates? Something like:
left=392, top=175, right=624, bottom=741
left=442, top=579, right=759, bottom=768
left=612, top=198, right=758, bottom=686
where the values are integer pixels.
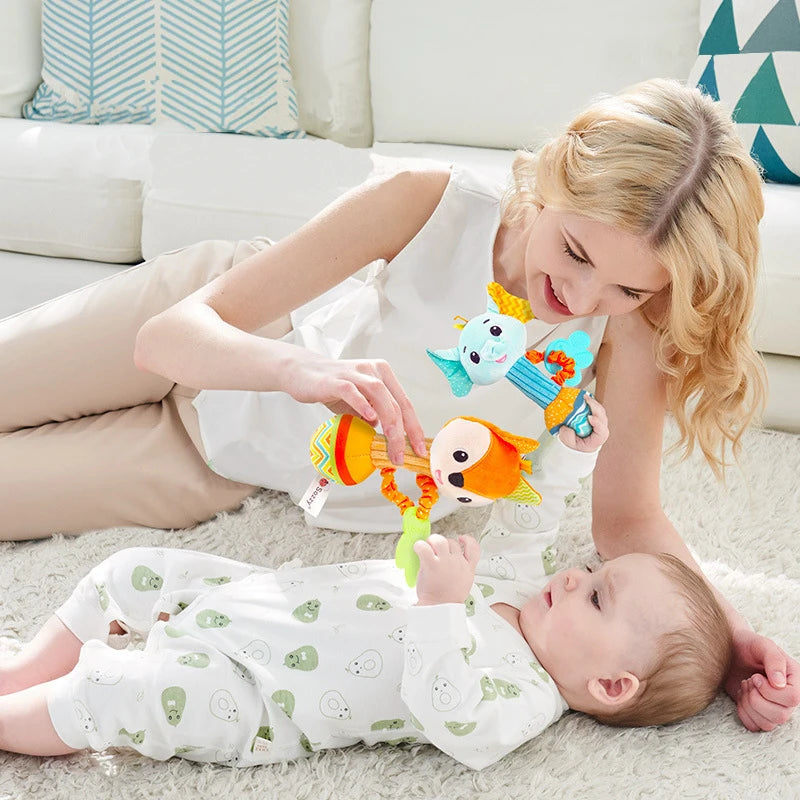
left=289, top=0, right=373, bottom=146
left=369, top=0, right=701, bottom=148
left=0, top=0, right=43, bottom=117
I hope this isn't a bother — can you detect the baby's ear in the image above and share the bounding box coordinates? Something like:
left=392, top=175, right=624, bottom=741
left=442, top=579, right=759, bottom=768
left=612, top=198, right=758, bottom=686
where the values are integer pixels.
left=587, top=673, right=640, bottom=708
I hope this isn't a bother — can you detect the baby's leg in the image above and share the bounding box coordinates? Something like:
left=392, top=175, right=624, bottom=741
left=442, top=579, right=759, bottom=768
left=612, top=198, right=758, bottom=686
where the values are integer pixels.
left=0, top=682, right=78, bottom=757
left=1, top=547, right=259, bottom=693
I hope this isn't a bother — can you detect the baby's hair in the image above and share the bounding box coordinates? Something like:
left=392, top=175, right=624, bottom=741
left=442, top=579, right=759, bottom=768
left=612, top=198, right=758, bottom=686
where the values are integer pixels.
left=593, top=552, right=733, bottom=728
left=503, top=78, right=766, bottom=478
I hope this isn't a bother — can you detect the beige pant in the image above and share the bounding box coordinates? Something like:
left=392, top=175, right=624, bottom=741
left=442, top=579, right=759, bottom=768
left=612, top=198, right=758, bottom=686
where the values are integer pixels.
left=0, top=239, right=281, bottom=540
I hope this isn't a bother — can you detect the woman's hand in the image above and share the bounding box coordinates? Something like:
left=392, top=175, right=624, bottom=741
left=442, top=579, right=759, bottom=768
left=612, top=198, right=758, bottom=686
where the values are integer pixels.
left=726, top=627, right=800, bottom=731
left=283, top=353, right=427, bottom=465
left=414, top=534, right=481, bottom=606
left=558, top=394, right=609, bottom=453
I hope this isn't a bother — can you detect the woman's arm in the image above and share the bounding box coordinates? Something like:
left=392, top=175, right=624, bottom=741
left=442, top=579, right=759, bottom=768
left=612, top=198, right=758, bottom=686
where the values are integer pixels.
left=134, top=167, right=450, bottom=462
left=593, top=310, right=799, bottom=730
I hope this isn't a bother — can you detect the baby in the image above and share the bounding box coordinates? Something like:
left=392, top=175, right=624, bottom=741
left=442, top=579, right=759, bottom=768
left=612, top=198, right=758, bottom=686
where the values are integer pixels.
left=0, top=402, right=732, bottom=770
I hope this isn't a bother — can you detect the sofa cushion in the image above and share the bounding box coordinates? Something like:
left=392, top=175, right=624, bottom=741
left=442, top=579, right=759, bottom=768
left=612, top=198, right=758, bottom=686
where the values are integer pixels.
left=0, top=0, right=42, bottom=118
left=289, top=0, right=373, bottom=147
left=689, top=0, right=800, bottom=184
left=369, top=0, right=701, bottom=148
left=23, top=0, right=302, bottom=137
left=0, top=119, right=153, bottom=263
left=141, top=133, right=376, bottom=259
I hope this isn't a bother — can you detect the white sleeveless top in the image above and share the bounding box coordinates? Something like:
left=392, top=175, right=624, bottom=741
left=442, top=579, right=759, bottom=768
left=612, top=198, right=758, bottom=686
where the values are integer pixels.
left=193, top=165, right=608, bottom=532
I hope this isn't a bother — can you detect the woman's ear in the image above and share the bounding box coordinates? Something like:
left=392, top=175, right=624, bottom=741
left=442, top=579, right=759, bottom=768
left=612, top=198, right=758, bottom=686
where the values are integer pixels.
left=587, top=672, right=641, bottom=708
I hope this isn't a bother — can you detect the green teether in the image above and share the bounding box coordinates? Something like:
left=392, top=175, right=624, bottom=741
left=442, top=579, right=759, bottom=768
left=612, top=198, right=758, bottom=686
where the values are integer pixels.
left=394, top=506, right=432, bottom=587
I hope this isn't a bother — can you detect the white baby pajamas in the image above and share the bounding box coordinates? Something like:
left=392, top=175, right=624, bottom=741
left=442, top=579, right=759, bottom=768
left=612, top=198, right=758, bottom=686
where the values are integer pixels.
left=47, top=439, right=594, bottom=769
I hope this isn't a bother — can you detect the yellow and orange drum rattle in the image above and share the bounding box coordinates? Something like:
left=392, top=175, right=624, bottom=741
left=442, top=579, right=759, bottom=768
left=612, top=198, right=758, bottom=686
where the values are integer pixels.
left=310, top=413, right=542, bottom=586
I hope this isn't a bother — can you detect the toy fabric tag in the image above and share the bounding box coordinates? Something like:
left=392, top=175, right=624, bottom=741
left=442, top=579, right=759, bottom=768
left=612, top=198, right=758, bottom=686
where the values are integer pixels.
left=252, top=736, right=272, bottom=753
left=298, top=476, right=331, bottom=517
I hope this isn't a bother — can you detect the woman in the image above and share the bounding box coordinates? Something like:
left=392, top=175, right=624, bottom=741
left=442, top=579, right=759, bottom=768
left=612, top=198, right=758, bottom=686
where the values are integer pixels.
left=1, top=79, right=796, bottom=731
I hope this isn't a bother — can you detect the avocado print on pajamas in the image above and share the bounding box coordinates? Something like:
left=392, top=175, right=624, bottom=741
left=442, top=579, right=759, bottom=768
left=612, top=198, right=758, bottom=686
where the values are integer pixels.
left=541, top=545, right=557, bottom=576
left=178, top=652, right=211, bottom=668
left=210, top=688, right=239, bottom=722
left=284, top=645, right=319, bottom=671
left=356, top=594, right=391, bottom=611
left=388, top=625, right=406, bottom=643
left=271, top=689, right=295, bottom=718
left=489, top=554, right=516, bottom=580
left=161, top=686, right=187, bottom=726
left=530, top=661, right=551, bottom=683
left=346, top=649, right=383, bottom=678
left=337, top=562, right=367, bottom=578
left=95, top=582, right=110, bottom=611
left=232, top=662, right=255, bottom=683
left=74, top=700, right=96, bottom=733
left=237, top=639, right=271, bottom=665
left=480, top=675, right=498, bottom=701
left=461, top=636, right=477, bottom=664
left=195, top=609, right=231, bottom=628
left=464, top=594, right=476, bottom=617
left=299, top=733, right=315, bottom=753
left=203, top=576, right=232, bottom=585
left=292, top=598, right=321, bottom=623
left=476, top=582, right=495, bottom=598
left=87, top=668, right=123, bottom=685
left=406, top=643, right=422, bottom=676
left=493, top=678, right=521, bottom=698
left=431, top=676, right=461, bottom=711
left=409, top=713, right=425, bottom=731
left=445, top=721, right=477, bottom=736
left=118, top=728, right=145, bottom=745
left=164, top=625, right=188, bottom=638
left=131, top=565, right=163, bottom=592
left=370, top=718, right=405, bottom=731
left=319, top=689, right=350, bottom=719
left=250, top=726, right=273, bottom=753
left=386, top=736, right=418, bottom=745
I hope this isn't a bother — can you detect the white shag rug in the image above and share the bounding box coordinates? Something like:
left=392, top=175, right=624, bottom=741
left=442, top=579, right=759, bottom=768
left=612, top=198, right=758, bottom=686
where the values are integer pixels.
left=1, top=419, right=798, bottom=800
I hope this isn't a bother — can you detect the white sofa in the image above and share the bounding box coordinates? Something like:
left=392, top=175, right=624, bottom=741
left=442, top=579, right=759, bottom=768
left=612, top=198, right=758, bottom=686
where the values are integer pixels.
left=1, top=0, right=798, bottom=432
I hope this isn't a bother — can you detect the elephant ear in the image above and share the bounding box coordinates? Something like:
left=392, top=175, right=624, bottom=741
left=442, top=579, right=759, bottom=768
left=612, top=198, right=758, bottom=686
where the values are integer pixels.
left=426, top=348, right=474, bottom=397
left=487, top=281, right=535, bottom=323
left=505, top=475, right=542, bottom=505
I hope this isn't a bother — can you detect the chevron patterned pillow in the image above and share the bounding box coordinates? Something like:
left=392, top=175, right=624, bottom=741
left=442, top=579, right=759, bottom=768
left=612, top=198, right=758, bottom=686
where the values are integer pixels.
left=688, top=0, right=800, bottom=184
left=23, top=0, right=303, bottom=137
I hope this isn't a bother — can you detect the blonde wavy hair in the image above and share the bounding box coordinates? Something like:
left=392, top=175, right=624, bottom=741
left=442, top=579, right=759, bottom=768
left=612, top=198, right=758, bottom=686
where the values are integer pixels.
left=503, top=79, right=767, bottom=476
left=592, top=553, right=733, bottom=728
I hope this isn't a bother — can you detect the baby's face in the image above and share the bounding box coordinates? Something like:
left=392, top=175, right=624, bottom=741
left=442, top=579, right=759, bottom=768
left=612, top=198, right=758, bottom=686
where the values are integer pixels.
left=519, top=553, right=687, bottom=697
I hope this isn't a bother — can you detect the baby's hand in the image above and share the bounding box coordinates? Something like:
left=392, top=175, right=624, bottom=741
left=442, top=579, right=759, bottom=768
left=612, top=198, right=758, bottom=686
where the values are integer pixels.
left=558, top=394, right=609, bottom=453
left=414, top=534, right=480, bottom=606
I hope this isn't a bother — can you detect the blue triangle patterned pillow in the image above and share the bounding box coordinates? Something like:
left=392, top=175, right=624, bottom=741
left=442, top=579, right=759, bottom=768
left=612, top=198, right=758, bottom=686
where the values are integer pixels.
left=689, top=0, right=800, bottom=184
left=23, top=0, right=303, bottom=138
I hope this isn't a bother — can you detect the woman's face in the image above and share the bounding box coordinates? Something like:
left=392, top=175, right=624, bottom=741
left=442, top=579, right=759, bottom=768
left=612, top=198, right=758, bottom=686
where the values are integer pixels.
left=519, top=207, right=670, bottom=322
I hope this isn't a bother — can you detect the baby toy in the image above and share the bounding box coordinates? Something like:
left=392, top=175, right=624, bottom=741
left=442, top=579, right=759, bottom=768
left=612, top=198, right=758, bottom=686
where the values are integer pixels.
left=426, top=282, right=595, bottom=437
left=309, top=413, right=541, bottom=586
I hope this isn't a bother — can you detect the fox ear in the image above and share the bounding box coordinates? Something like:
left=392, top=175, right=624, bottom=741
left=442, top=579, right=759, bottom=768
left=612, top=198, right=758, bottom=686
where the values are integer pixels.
left=426, top=349, right=473, bottom=397
left=460, top=416, right=539, bottom=456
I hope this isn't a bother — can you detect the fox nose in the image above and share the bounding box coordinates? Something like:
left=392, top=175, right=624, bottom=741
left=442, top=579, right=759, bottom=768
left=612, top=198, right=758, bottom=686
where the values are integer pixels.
left=448, top=472, right=465, bottom=488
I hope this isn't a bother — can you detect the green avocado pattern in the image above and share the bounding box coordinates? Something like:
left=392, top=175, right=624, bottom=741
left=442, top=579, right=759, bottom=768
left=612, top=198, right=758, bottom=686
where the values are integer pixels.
left=541, top=546, right=557, bottom=576
left=203, top=576, right=232, bottom=585
left=178, top=653, right=211, bottom=668
left=283, top=645, right=319, bottom=671
left=292, top=599, right=321, bottom=623
left=480, top=675, right=498, bottom=701
left=195, top=609, right=231, bottom=628
left=118, top=727, right=145, bottom=745
left=356, top=594, right=391, bottom=611
left=163, top=625, right=187, bottom=638
left=370, top=718, right=405, bottom=731
left=530, top=661, right=551, bottom=683
left=494, top=678, right=521, bottom=698
left=445, top=721, right=477, bottom=736
left=464, top=594, right=476, bottom=617
left=271, top=689, right=296, bottom=718
left=386, top=736, right=417, bottom=745
left=476, top=582, right=495, bottom=598
left=131, top=565, right=163, bottom=592
left=95, top=583, right=110, bottom=611
left=161, top=686, right=186, bottom=726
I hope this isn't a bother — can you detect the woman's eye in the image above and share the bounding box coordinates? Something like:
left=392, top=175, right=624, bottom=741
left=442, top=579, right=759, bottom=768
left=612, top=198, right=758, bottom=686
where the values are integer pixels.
left=590, top=590, right=600, bottom=610
left=563, top=242, right=587, bottom=264
left=620, top=286, right=642, bottom=301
